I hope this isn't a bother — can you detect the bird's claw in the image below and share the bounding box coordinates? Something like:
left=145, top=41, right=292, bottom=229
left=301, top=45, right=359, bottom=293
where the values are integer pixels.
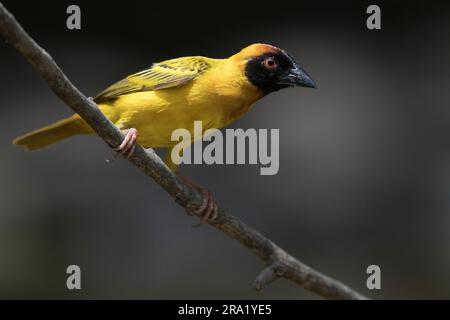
left=114, top=128, right=138, bottom=159
left=192, top=187, right=219, bottom=227
left=180, top=176, right=219, bottom=227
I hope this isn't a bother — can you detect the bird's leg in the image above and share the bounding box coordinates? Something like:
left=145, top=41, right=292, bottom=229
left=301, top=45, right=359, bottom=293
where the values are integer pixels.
left=114, top=128, right=138, bottom=159
left=179, top=175, right=219, bottom=227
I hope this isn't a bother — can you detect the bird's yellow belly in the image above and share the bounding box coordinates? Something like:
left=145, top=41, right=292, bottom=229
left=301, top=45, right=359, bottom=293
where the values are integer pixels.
left=99, top=89, right=254, bottom=148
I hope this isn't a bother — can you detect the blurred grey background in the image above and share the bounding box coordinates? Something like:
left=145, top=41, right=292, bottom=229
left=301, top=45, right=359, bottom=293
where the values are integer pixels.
left=1, top=0, right=450, bottom=299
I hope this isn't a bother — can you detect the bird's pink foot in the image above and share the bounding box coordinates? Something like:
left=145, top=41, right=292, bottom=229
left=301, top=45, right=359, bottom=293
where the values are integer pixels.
left=180, top=176, right=219, bottom=227
left=114, top=128, right=138, bottom=159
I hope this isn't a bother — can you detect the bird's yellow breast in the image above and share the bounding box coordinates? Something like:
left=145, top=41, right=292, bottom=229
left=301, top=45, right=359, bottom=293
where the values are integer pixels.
left=98, top=59, right=263, bottom=148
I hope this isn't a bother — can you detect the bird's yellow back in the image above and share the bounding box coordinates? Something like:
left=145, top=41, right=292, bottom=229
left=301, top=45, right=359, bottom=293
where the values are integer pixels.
left=97, top=56, right=263, bottom=148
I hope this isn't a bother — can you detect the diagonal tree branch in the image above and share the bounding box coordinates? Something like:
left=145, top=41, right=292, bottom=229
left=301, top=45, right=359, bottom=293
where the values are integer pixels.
left=0, top=2, right=368, bottom=300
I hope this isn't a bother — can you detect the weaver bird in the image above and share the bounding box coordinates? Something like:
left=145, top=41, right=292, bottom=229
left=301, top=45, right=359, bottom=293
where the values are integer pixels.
left=13, top=43, right=316, bottom=224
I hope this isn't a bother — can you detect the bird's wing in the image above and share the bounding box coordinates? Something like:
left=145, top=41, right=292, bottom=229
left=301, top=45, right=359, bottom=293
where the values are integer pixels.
left=94, top=57, right=211, bottom=103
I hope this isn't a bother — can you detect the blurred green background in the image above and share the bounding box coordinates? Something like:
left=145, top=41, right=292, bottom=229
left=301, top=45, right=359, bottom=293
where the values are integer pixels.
left=1, top=0, right=450, bottom=299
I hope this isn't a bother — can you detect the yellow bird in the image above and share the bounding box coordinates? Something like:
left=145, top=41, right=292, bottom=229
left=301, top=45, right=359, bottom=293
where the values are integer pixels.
left=13, top=43, right=316, bottom=223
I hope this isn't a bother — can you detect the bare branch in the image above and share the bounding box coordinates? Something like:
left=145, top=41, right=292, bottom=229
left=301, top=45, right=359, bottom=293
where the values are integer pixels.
left=254, top=262, right=280, bottom=290
left=0, top=2, right=368, bottom=300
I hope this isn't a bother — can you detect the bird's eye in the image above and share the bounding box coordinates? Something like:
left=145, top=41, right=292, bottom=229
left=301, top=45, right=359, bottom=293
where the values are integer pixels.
left=263, top=57, right=277, bottom=70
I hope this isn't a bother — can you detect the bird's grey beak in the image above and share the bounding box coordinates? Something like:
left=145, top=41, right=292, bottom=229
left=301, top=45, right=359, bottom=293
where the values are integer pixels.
left=281, top=63, right=317, bottom=89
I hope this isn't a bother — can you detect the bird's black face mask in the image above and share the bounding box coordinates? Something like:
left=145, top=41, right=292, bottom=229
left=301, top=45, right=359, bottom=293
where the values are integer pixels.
left=245, top=51, right=316, bottom=95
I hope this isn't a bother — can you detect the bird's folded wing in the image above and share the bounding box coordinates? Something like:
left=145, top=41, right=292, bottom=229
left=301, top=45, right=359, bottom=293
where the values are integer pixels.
left=94, top=57, right=211, bottom=103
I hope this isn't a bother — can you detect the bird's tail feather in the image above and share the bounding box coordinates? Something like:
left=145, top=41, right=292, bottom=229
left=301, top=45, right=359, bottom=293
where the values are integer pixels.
left=13, top=115, right=92, bottom=150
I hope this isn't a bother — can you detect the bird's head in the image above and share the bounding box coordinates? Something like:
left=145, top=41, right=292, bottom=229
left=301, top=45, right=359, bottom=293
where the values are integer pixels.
left=232, top=43, right=316, bottom=95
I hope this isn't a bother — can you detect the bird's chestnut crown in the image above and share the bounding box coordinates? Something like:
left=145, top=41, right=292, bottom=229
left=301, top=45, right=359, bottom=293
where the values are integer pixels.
left=242, top=44, right=316, bottom=94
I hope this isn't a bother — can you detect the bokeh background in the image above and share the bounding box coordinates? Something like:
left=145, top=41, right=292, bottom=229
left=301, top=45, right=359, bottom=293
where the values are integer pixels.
left=1, top=0, right=450, bottom=299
